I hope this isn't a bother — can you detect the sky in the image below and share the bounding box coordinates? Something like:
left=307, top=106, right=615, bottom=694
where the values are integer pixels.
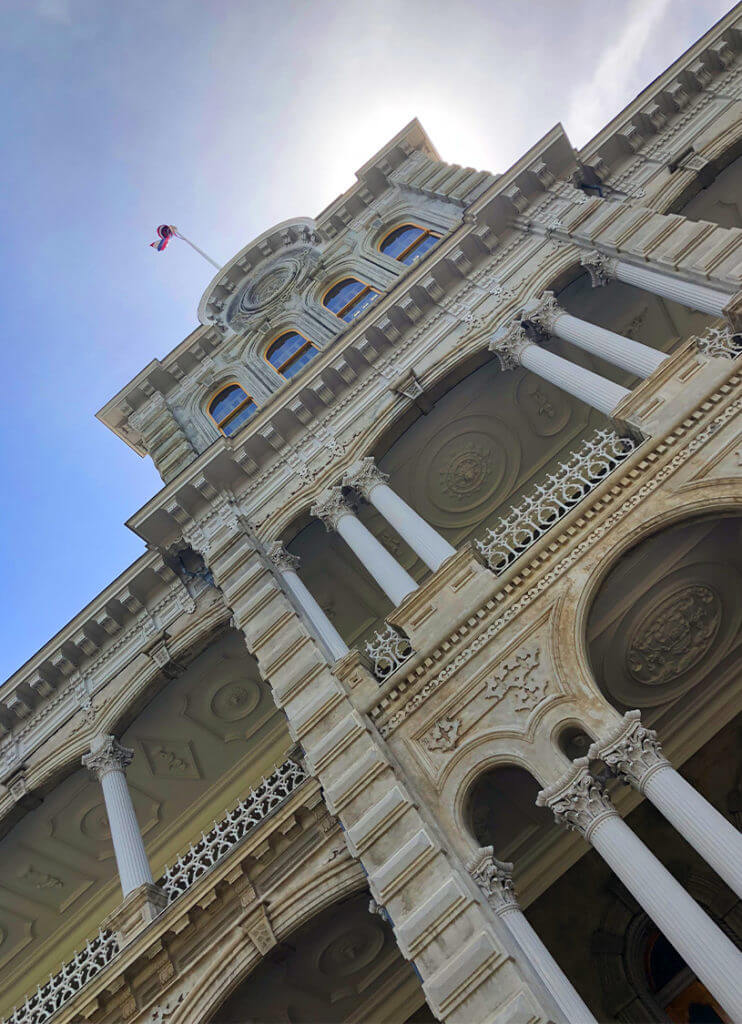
left=0, top=0, right=733, bottom=683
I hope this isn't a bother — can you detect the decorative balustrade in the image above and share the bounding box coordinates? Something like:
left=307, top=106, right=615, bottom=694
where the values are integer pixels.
left=475, top=429, right=638, bottom=575
left=5, top=931, right=119, bottom=1024
left=696, top=324, right=742, bottom=360
left=159, top=758, right=307, bottom=901
left=365, top=623, right=415, bottom=682
left=4, top=757, right=308, bottom=1024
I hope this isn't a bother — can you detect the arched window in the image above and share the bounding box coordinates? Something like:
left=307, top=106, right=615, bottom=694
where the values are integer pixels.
left=208, top=384, right=257, bottom=437
left=645, top=930, right=728, bottom=1023
left=323, top=277, right=379, bottom=323
left=380, top=223, right=440, bottom=265
left=266, top=331, right=318, bottom=379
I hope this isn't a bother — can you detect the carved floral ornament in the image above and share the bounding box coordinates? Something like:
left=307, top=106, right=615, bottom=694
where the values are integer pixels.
left=484, top=645, right=548, bottom=711
left=422, top=717, right=461, bottom=752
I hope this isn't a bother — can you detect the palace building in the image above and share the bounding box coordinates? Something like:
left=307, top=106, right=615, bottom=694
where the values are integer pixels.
left=3, top=7, right=742, bottom=1023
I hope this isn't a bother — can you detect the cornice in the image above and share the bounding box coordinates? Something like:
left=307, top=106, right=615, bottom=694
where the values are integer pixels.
left=578, top=8, right=742, bottom=177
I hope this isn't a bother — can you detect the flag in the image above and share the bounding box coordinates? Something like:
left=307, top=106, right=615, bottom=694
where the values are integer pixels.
left=150, top=225, right=176, bottom=251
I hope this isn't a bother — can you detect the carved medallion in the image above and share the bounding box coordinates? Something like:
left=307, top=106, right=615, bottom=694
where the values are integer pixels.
left=439, top=443, right=492, bottom=499
left=626, top=585, right=721, bottom=685
left=210, top=679, right=261, bottom=722
left=228, top=254, right=307, bottom=326
left=317, top=922, right=384, bottom=977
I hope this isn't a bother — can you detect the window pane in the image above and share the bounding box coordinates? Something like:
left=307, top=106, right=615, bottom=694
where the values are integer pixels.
left=325, top=278, right=365, bottom=314
left=282, top=346, right=317, bottom=379
left=222, top=400, right=257, bottom=436
left=341, top=288, right=378, bottom=322
left=381, top=224, right=424, bottom=259
left=209, top=384, right=247, bottom=423
left=267, top=332, right=306, bottom=369
left=399, top=231, right=439, bottom=265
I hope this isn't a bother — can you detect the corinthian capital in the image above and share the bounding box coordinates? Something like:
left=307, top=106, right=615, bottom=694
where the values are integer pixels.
left=521, top=291, right=563, bottom=336
left=310, top=487, right=354, bottom=531
left=468, top=847, right=518, bottom=916
left=589, top=710, right=670, bottom=793
left=82, top=735, right=134, bottom=780
left=580, top=250, right=618, bottom=288
left=265, top=541, right=300, bottom=573
left=537, top=761, right=617, bottom=841
left=342, top=457, right=388, bottom=499
left=489, top=319, right=532, bottom=372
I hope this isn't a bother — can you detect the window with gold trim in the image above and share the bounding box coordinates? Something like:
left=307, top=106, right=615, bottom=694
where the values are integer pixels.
left=266, top=331, right=318, bottom=379
left=323, top=277, right=379, bottom=323
left=380, top=223, right=440, bottom=266
left=208, top=384, right=257, bottom=437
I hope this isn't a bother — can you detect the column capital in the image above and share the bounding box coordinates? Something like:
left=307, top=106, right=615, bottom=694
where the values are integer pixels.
left=589, top=710, right=670, bottom=792
left=537, top=760, right=617, bottom=841
left=342, top=457, right=389, bottom=499
left=83, top=735, right=134, bottom=780
left=468, top=846, right=518, bottom=916
left=521, top=291, right=563, bottom=336
left=489, top=319, right=532, bottom=371
left=310, top=487, right=354, bottom=532
left=265, top=541, right=300, bottom=573
left=580, top=250, right=618, bottom=288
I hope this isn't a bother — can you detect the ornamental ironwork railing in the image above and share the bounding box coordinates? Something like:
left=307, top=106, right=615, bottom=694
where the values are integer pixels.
left=695, top=323, right=742, bottom=360
left=159, top=758, right=307, bottom=901
left=475, top=429, right=638, bottom=575
left=365, top=623, right=415, bottom=682
left=4, top=757, right=308, bottom=1024
left=4, top=931, right=119, bottom=1024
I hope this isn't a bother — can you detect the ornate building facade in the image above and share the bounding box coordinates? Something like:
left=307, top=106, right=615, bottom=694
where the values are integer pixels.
left=3, top=8, right=742, bottom=1022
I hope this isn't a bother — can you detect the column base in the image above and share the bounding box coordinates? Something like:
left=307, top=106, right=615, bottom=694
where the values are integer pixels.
left=103, top=882, right=168, bottom=947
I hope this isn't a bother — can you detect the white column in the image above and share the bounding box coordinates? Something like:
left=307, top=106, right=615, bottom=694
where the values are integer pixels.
left=580, top=250, right=732, bottom=318
left=469, top=848, right=598, bottom=1024
left=590, top=711, right=742, bottom=900
left=311, top=487, right=417, bottom=607
left=522, top=292, right=667, bottom=377
left=490, top=321, right=630, bottom=416
left=538, top=763, right=742, bottom=1022
left=266, top=542, right=349, bottom=662
left=82, top=735, right=154, bottom=898
left=343, top=458, right=455, bottom=572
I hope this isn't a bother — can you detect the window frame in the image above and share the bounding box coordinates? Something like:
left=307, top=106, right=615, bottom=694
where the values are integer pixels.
left=378, top=222, right=441, bottom=264
left=207, top=382, right=257, bottom=437
left=265, top=331, right=318, bottom=379
left=322, top=277, right=380, bottom=322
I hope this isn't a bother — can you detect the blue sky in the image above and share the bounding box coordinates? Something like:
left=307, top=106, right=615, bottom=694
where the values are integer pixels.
left=0, top=0, right=732, bottom=682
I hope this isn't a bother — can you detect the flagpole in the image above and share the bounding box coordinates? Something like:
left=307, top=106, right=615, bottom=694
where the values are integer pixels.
left=172, top=228, right=221, bottom=270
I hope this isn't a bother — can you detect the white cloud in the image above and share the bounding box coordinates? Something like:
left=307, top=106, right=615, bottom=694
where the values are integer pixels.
left=565, top=0, right=673, bottom=146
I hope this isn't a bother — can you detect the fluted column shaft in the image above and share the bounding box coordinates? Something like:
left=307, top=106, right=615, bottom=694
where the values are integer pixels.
left=539, top=764, right=742, bottom=1021
left=580, top=250, right=731, bottom=318
left=591, top=711, right=742, bottom=900
left=523, top=293, right=667, bottom=377
left=267, top=544, right=349, bottom=662
left=491, top=321, right=630, bottom=416
left=343, top=458, right=455, bottom=572
left=519, top=345, right=630, bottom=415
left=469, top=848, right=597, bottom=1023
left=311, top=488, right=417, bottom=607
left=83, top=736, right=153, bottom=898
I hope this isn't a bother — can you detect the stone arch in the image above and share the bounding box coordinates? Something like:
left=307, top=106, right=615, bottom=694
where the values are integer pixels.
left=173, top=873, right=431, bottom=1024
